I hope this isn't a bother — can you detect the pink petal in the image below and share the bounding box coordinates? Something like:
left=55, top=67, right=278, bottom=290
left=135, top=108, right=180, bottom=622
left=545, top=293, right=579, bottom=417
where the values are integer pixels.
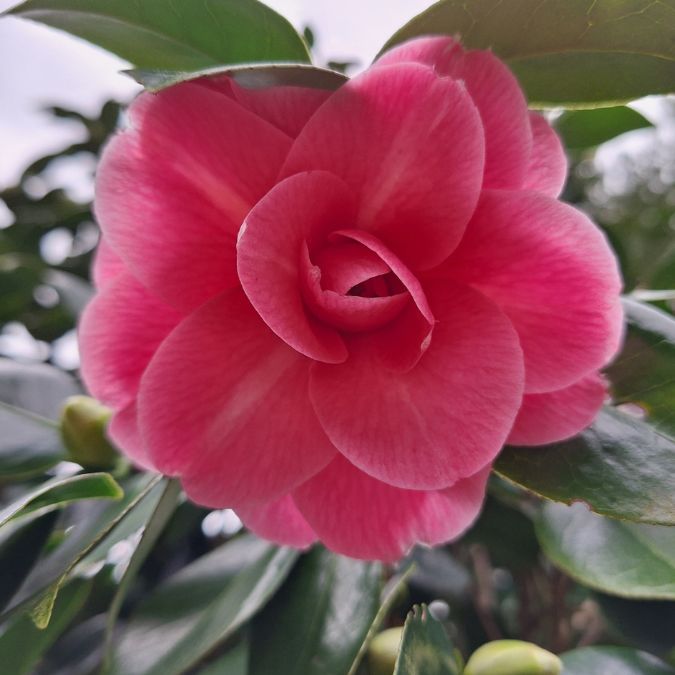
left=96, top=83, right=291, bottom=312
left=281, top=62, right=485, bottom=270
left=508, top=372, right=607, bottom=446
left=138, top=288, right=337, bottom=508
left=309, top=281, right=524, bottom=490
left=237, top=171, right=353, bottom=364
left=293, top=455, right=491, bottom=561
left=311, top=241, right=390, bottom=294
left=376, top=36, right=532, bottom=190
left=523, top=112, right=567, bottom=197
left=236, top=495, right=317, bottom=549
left=442, top=190, right=622, bottom=393
left=91, top=238, right=125, bottom=288
left=107, top=402, right=154, bottom=471
left=78, top=272, right=182, bottom=409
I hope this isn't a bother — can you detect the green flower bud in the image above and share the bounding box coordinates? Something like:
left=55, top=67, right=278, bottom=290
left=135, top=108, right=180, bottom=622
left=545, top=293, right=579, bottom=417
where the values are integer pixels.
left=464, top=640, right=562, bottom=675
left=60, top=395, right=118, bottom=469
left=367, top=627, right=403, bottom=675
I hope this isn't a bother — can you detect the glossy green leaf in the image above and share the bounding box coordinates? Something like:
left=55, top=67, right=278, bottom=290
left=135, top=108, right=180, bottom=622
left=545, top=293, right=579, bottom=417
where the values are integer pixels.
left=381, top=0, right=675, bottom=108
left=496, top=407, right=675, bottom=525
left=606, top=298, right=675, bottom=437
left=0, top=578, right=93, bottom=675
left=0, top=472, right=123, bottom=530
left=0, top=512, right=58, bottom=612
left=9, top=0, right=310, bottom=69
left=557, top=106, right=652, bottom=149
left=561, top=646, right=675, bottom=674
left=130, top=62, right=348, bottom=92
left=199, top=641, right=249, bottom=675
left=250, top=547, right=382, bottom=675
left=107, top=535, right=298, bottom=675
left=536, top=502, right=675, bottom=600
left=0, top=358, right=79, bottom=479
left=393, top=604, right=461, bottom=675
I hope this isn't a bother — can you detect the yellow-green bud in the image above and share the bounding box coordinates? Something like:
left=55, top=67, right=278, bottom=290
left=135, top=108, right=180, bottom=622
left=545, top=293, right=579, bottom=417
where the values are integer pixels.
left=60, top=395, right=118, bottom=469
left=367, top=627, right=403, bottom=675
left=464, top=640, right=562, bottom=675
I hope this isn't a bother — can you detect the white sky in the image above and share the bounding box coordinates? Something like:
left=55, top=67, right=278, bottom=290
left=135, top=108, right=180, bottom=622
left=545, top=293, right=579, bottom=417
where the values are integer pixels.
left=0, top=0, right=434, bottom=187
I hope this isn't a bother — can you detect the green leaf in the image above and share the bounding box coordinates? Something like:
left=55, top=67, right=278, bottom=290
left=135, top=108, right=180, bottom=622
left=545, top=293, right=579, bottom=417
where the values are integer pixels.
left=199, top=641, right=249, bottom=675
left=0, top=358, right=79, bottom=480
left=496, top=407, right=675, bottom=525
left=381, top=0, right=675, bottom=108
left=606, top=298, right=675, bottom=437
left=557, top=106, right=653, bottom=149
left=250, top=547, right=382, bottom=675
left=0, top=472, right=123, bottom=530
left=9, top=0, right=310, bottom=69
left=0, top=512, right=58, bottom=612
left=536, top=502, right=675, bottom=600
left=561, top=646, right=675, bottom=674
left=130, top=62, right=348, bottom=92
left=107, top=535, right=298, bottom=675
left=393, top=604, right=461, bottom=675
left=0, top=578, right=92, bottom=675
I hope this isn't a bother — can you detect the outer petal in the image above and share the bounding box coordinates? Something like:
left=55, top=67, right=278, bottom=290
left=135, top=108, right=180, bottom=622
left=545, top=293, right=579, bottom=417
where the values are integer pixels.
left=293, top=455, right=491, bottom=561
left=507, top=373, right=607, bottom=446
left=281, top=62, right=485, bottom=270
left=376, top=36, right=532, bottom=190
left=107, top=402, right=154, bottom=471
left=96, top=83, right=291, bottom=312
left=79, top=272, right=182, bottom=409
left=91, top=238, right=125, bottom=288
left=523, top=112, right=567, bottom=197
left=443, top=190, right=623, bottom=393
left=236, top=495, right=317, bottom=549
left=237, top=171, right=353, bottom=364
left=138, top=288, right=337, bottom=508
left=309, top=281, right=524, bottom=490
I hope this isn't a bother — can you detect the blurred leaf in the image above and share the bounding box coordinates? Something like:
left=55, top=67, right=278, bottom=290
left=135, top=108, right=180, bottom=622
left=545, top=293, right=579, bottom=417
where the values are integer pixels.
left=0, top=578, right=92, bottom=675
left=393, top=604, right=461, bottom=675
left=557, top=106, right=652, bottom=149
left=405, top=547, right=471, bottom=602
left=250, top=547, right=382, bottom=675
left=199, top=640, right=249, bottom=675
left=107, top=535, right=298, bottom=675
left=381, top=0, right=675, bottom=108
left=0, top=473, right=123, bottom=530
left=536, top=502, right=675, bottom=600
left=0, top=512, right=58, bottom=612
left=606, top=298, right=675, bottom=437
left=9, top=0, right=310, bottom=69
left=496, top=407, right=675, bottom=525
left=560, top=646, right=675, bottom=674
left=43, top=269, right=93, bottom=318
left=130, top=62, right=347, bottom=92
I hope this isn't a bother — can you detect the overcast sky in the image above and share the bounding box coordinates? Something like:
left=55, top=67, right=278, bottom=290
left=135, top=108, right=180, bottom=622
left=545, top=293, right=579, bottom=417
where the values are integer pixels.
left=0, top=0, right=434, bottom=187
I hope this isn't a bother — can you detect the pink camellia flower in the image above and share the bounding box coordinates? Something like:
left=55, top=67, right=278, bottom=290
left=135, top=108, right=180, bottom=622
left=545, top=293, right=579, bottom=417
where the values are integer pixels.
left=80, top=36, right=622, bottom=561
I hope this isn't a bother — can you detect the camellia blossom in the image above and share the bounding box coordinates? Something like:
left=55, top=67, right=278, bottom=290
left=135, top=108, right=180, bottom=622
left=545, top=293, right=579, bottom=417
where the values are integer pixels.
left=80, top=36, right=622, bottom=561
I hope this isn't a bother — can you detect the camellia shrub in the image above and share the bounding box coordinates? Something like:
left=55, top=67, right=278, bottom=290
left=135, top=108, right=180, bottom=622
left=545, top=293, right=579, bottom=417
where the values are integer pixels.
left=1, top=1, right=674, bottom=674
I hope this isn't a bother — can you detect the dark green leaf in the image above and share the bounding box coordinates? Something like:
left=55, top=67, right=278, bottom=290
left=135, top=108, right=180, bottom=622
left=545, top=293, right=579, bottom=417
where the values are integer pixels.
left=394, top=604, right=461, bottom=675
left=0, top=473, right=123, bottom=530
left=107, top=535, right=298, bottom=675
left=536, top=502, right=675, bottom=600
left=496, top=407, right=675, bottom=525
left=9, top=0, right=310, bottom=69
left=250, top=547, right=382, bottom=675
left=606, top=298, right=675, bottom=437
left=0, top=578, right=93, bottom=675
left=557, top=106, right=652, bottom=149
left=561, top=646, right=675, bottom=674
left=381, top=0, right=675, bottom=108
left=129, top=62, right=348, bottom=92
left=199, top=641, right=249, bottom=675
left=0, top=512, right=58, bottom=612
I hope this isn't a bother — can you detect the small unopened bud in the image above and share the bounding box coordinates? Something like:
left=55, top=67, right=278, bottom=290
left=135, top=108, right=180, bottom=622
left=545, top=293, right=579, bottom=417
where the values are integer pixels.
left=367, top=627, right=403, bottom=675
left=464, top=640, right=562, bottom=675
left=60, top=395, right=118, bottom=469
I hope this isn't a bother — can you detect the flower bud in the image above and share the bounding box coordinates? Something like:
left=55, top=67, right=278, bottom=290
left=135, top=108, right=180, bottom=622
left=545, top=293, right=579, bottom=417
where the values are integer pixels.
left=367, top=627, right=403, bottom=675
left=464, top=640, right=562, bottom=675
left=60, top=395, right=118, bottom=469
